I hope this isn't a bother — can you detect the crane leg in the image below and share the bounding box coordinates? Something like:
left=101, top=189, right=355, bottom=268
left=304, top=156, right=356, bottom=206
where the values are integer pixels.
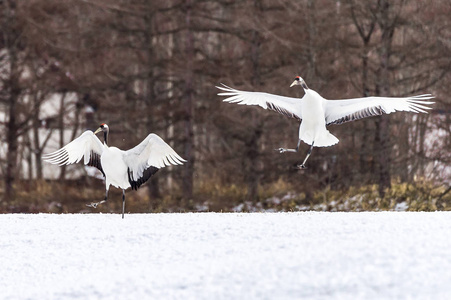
left=297, top=142, right=314, bottom=169
left=122, top=190, right=125, bottom=219
left=86, top=189, right=108, bottom=208
left=276, top=139, right=301, bottom=153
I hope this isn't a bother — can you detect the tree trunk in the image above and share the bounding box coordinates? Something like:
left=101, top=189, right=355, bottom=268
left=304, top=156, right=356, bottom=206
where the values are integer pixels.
left=307, top=0, right=317, bottom=78
left=245, top=0, right=264, bottom=202
left=4, top=92, right=19, bottom=203
left=359, top=47, right=371, bottom=178
left=58, top=93, right=67, bottom=180
left=183, top=0, right=195, bottom=201
left=144, top=6, right=160, bottom=200
left=3, top=0, right=20, bottom=204
left=32, top=96, right=43, bottom=180
left=376, top=115, right=391, bottom=197
left=347, top=1, right=377, bottom=181
left=376, top=0, right=394, bottom=197
left=24, top=131, right=33, bottom=180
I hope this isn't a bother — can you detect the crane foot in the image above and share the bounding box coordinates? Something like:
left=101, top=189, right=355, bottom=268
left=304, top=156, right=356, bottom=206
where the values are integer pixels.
left=86, top=200, right=106, bottom=208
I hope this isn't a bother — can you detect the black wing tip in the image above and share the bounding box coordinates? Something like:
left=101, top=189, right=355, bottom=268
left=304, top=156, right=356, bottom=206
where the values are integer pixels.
left=327, top=106, right=384, bottom=126
left=128, top=166, right=160, bottom=190
left=87, top=151, right=105, bottom=177
left=266, top=102, right=302, bottom=121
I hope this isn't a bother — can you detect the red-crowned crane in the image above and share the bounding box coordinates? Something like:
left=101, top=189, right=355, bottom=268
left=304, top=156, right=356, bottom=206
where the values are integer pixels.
left=217, top=76, right=434, bottom=169
left=44, top=124, right=186, bottom=218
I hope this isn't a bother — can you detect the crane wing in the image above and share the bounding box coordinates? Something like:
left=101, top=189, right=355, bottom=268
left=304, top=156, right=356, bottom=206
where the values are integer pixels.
left=217, top=84, right=303, bottom=121
left=43, top=131, right=106, bottom=176
left=123, top=133, right=186, bottom=190
left=324, top=94, right=434, bottom=126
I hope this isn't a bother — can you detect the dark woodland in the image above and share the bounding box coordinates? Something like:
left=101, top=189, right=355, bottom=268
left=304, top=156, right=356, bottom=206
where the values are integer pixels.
left=1, top=0, right=450, bottom=213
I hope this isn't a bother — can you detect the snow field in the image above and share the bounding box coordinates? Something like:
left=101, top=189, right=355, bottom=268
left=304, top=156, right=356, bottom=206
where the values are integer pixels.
left=1, top=212, right=450, bottom=299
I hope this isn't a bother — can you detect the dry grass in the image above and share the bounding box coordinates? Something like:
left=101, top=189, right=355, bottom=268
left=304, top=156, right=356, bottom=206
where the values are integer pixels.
left=0, top=178, right=449, bottom=213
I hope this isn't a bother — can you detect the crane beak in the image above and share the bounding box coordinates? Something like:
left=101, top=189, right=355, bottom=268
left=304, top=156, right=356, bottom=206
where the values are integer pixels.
left=94, top=127, right=102, bottom=135
left=290, top=80, right=298, bottom=88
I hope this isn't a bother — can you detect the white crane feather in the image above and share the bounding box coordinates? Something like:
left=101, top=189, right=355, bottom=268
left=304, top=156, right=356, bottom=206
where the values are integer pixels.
left=217, top=84, right=303, bottom=120
left=43, top=124, right=186, bottom=218
left=325, top=94, right=434, bottom=125
left=123, top=133, right=185, bottom=180
left=43, top=131, right=104, bottom=167
left=217, top=76, right=434, bottom=169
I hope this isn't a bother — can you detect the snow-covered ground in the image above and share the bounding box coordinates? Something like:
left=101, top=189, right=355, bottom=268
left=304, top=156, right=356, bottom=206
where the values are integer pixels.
left=1, top=212, right=450, bottom=299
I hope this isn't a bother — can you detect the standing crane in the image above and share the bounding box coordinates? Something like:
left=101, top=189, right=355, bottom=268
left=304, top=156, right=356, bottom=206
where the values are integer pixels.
left=217, top=76, right=434, bottom=169
left=44, top=124, right=186, bottom=218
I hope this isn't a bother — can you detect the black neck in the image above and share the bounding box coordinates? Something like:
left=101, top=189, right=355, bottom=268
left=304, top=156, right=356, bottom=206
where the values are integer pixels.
left=301, top=80, right=309, bottom=90
left=103, top=130, right=108, bottom=145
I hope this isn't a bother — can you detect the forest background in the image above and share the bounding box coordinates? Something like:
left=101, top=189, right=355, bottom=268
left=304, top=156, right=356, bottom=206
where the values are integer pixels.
left=1, top=0, right=450, bottom=214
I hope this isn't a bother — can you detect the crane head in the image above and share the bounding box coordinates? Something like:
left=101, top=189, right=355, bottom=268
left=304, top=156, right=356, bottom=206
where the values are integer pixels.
left=94, top=123, right=109, bottom=144
left=290, top=76, right=309, bottom=90
left=94, top=123, right=109, bottom=135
